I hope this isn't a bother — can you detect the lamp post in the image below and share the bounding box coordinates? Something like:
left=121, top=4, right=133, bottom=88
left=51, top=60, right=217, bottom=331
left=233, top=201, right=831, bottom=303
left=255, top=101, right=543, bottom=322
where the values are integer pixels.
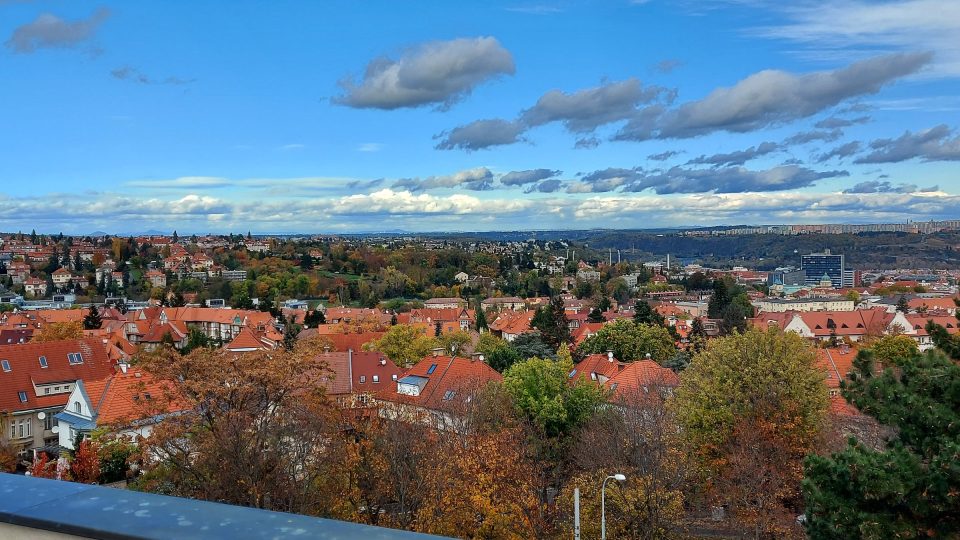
left=602, top=473, right=626, bottom=540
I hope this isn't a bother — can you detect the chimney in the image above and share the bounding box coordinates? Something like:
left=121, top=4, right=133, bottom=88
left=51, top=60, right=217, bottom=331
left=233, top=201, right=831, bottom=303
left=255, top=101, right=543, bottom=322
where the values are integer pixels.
left=607, top=351, right=614, bottom=362
left=431, top=347, right=444, bottom=357
left=380, top=358, right=387, bottom=366
left=119, top=362, right=128, bottom=374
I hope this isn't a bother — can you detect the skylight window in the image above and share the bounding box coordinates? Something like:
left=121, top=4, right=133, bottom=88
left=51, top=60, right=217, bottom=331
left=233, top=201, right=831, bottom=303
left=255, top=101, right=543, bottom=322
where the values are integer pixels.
left=67, top=353, right=83, bottom=365
left=568, top=369, right=577, bottom=379
left=442, top=390, right=456, bottom=401
left=38, top=356, right=47, bottom=368
left=1, top=360, right=10, bottom=372
left=359, top=375, right=366, bottom=383
left=372, top=375, right=379, bottom=383
left=18, top=391, right=27, bottom=403
left=426, top=364, right=438, bottom=375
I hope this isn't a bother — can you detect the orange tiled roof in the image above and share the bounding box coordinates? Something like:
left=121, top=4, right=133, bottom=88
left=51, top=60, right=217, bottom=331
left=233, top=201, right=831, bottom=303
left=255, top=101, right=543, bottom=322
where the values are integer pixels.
left=377, top=355, right=501, bottom=410
left=85, top=369, right=185, bottom=425
left=604, top=360, right=679, bottom=402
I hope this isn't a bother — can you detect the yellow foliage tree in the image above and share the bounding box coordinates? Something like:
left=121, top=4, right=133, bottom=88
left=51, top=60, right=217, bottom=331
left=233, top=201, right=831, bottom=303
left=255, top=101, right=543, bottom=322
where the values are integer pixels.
left=33, top=321, right=84, bottom=342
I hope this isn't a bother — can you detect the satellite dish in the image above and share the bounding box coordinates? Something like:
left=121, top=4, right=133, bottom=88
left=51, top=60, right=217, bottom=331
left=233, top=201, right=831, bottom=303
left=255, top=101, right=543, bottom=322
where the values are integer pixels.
left=37, top=411, right=46, bottom=420
left=51, top=425, right=59, bottom=434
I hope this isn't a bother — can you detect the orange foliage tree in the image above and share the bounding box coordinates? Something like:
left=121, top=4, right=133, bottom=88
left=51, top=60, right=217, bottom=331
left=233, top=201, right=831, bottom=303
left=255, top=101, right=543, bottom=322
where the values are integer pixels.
left=33, top=321, right=84, bottom=342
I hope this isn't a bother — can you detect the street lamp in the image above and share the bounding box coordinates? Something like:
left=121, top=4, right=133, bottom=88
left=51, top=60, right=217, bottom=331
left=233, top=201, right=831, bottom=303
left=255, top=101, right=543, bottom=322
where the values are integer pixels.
left=602, top=473, right=626, bottom=540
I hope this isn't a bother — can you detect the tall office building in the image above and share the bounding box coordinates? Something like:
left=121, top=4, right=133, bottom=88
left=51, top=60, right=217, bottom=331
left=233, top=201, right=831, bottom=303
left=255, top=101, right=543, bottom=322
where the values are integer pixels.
left=801, top=249, right=845, bottom=288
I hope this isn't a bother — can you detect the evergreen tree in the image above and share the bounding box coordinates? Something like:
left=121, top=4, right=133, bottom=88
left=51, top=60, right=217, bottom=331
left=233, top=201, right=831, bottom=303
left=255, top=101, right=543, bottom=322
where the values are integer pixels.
left=83, top=305, right=103, bottom=330
left=586, top=307, right=605, bottom=323
left=172, top=230, right=179, bottom=243
left=475, top=304, right=488, bottom=332
left=896, top=294, right=910, bottom=313
left=803, top=348, right=960, bottom=538
left=434, top=320, right=442, bottom=337
left=30, top=229, right=37, bottom=244
left=633, top=299, right=664, bottom=326
left=531, top=296, right=570, bottom=350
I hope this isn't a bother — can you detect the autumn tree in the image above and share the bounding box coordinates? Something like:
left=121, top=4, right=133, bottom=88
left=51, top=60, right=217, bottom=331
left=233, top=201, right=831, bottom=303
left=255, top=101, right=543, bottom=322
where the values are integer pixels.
left=29, top=452, right=58, bottom=479
left=568, top=383, right=689, bottom=539
left=868, top=333, right=918, bottom=364
left=436, top=329, right=472, bottom=357
left=803, top=348, right=960, bottom=538
left=33, top=321, right=84, bottom=342
left=134, top=339, right=344, bottom=514
left=577, top=318, right=676, bottom=364
left=364, top=324, right=436, bottom=367
left=673, top=327, right=828, bottom=535
left=71, top=439, right=101, bottom=484
left=476, top=333, right=521, bottom=373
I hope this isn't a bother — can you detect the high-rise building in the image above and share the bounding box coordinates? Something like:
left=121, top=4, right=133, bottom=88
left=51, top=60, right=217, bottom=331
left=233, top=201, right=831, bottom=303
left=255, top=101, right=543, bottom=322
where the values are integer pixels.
left=801, top=249, right=845, bottom=288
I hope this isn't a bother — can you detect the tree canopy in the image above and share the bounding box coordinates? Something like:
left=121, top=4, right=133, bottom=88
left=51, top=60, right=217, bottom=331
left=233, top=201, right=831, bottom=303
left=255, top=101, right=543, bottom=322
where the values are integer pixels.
left=577, top=318, right=676, bottom=364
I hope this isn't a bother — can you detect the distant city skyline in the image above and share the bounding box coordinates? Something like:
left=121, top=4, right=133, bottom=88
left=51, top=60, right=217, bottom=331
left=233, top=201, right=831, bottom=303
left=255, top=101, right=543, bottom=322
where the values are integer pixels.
left=1, top=1, right=958, bottom=233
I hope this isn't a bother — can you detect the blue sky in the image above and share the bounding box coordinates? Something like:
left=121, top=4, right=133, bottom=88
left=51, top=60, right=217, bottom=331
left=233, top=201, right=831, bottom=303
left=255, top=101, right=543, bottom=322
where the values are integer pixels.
left=0, top=0, right=958, bottom=234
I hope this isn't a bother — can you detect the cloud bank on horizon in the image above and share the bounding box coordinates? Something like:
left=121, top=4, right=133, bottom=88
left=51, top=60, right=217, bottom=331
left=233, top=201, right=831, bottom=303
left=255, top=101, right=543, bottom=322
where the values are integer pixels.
left=0, top=0, right=957, bottom=233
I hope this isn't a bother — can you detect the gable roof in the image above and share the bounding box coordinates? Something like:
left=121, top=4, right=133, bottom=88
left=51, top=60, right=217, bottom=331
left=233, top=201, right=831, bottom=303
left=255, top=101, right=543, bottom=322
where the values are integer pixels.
left=377, top=355, right=501, bottom=411
left=83, top=369, right=184, bottom=426
left=0, top=337, right=115, bottom=413
left=604, top=360, right=680, bottom=402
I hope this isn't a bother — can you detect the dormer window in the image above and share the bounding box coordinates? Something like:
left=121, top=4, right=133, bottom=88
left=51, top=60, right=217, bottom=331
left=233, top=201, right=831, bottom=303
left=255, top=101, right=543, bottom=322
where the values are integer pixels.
left=1, top=360, right=10, bottom=372
left=359, top=375, right=366, bottom=383
left=372, top=375, right=379, bottom=383
left=39, top=356, right=47, bottom=368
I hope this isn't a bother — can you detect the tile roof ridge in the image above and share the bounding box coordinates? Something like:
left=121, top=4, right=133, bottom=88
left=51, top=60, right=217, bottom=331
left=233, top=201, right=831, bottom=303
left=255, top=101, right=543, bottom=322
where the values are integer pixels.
left=93, top=374, right=115, bottom=417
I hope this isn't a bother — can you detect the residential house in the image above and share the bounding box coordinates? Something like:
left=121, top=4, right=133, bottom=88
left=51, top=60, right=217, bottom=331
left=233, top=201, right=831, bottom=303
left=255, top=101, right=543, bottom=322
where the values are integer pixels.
left=24, top=278, right=47, bottom=298
left=145, top=270, right=167, bottom=288
left=317, top=349, right=403, bottom=408
left=51, top=268, right=75, bottom=290
left=424, top=297, right=468, bottom=310
left=55, top=367, right=182, bottom=450
left=0, top=338, right=115, bottom=460
left=489, top=310, right=535, bottom=342
left=7, top=262, right=30, bottom=285
left=481, top=296, right=526, bottom=312
left=377, top=353, right=502, bottom=430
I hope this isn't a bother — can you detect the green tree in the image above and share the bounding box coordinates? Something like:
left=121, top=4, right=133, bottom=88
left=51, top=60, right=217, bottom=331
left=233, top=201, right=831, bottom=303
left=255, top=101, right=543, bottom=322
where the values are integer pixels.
left=475, top=305, right=488, bottom=332
left=511, top=331, right=556, bottom=361
left=633, top=299, right=664, bottom=326
left=869, top=334, right=918, bottom=364
left=896, top=294, right=910, bottom=313
left=503, top=352, right=606, bottom=438
left=437, top=330, right=472, bottom=357
left=365, top=324, right=437, bottom=367
left=530, top=296, right=570, bottom=350
left=83, top=305, right=103, bottom=330
left=586, top=307, right=605, bottom=323
left=673, top=327, right=828, bottom=469
left=803, top=348, right=960, bottom=539
left=577, top=319, right=676, bottom=364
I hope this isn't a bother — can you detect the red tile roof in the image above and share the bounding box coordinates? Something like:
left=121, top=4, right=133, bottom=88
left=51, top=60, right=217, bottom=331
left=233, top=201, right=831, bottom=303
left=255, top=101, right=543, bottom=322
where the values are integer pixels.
left=816, top=347, right=858, bottom=389
left=84, top=369, right=184, bottom=425
left=377, top=355, right=501, bottom=411
left=316, top=350, right=403, bottom=396
left=604, top=360, right=679, bottom=402
left=0, top=337, right=115, bottom=413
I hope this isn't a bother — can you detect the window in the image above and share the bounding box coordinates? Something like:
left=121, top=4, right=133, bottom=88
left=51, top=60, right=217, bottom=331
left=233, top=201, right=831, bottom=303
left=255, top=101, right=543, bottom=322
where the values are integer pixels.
left=54, top=386, right=60, bottom=391
left=426, top=363, right=438, bottom=375
left=18, top=391, right=27, bottom=403
left=1, top=360, right=10, bottom=372
left=359, top=375, right=366, bottom=383
left=372, top=375, right=379, bottom=383
left=67, top=353, right=83, bottom=365
left=43, top=413, right=54, bottom=431
left=38, top=356, right=47, bottom=368
left=143, top=392, right=152, bottom=401
left=74, top=402, right=82, bottom=414
left=44, top=387, right=50, bottom=395
left=392, top=374, right=398, bottom=381
left=442, top=390, right=456, bottom=401
left=590, top=372, right=597, bottom=381
left=568, top=368, right=577, bottom=379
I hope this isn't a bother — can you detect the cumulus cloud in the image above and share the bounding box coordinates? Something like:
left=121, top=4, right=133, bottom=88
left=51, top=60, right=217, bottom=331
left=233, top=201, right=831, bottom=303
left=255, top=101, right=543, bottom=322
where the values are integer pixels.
left=519, top=78, right=671, bottom=132
left=855, top=124, right=960, bottom=163
left=617, top=52, right=930, bottom=140
left=111, top=66, right=195, bottom=85
left=437, top=78, right=671, bottom=150
left=434, top=119, right=525, bottom=151
left=328, top=189, right=529, bottom=216
left=784, top=129, right=843, bottom=145
left=392, top=167, right=495, bottom=192
left=842, top=180, right=935, bottom=193
left=525, top=179, right=566, bottom=193
left=621, top=165, right=847, bottom=194
left=816, top=141, right=862, bottom=163
left=334, top=37, right=515, bottom=110
left=814, top=115, right=871, bottom=129
left=6, top=7, right=110, bottom=54
left=648, top=150, right=681, bottom=161
left=687, top=141, right=780, bottom=166
left=500, top=169, right=561, bottom=186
